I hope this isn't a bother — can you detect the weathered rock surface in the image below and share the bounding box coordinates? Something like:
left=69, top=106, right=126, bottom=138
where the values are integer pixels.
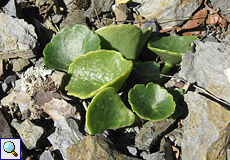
left=39, top=150, right=57, bottom=160
left=131, top=0, right=203, bottom=29
left=11, top=119, right=46, bottom=150
left=0, top=13, right=38, bottom=53
left=178, top=41, right=230, bottom=160
left=114, top=4, right=130, bottom=24
left=47, top=117, right=84, bottom=160
left=60, top=10, right=87, bottom=30
left=84, top=0, right=114, bottom=18
left=66, top=134, right=140, bottom=160
left=135, top=119, right=176, bottom=150
left=0, top=111, right=13, bottom=138
left=209, top=0, right=230, bottom=18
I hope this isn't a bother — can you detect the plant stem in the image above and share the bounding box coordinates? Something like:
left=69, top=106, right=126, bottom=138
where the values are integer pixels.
left=156, top=62, right=174, bottom=85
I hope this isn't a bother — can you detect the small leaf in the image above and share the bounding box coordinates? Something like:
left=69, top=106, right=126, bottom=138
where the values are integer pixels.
left=95, top=24, right=152, bottom=61
left=43, top=24, right=101, bottom=72
left=132, top=61, right=160, bottom=83
left=65, top=50, right=133, bottom=99
left=86, top=87, right=135, bottom=135
left=148, top=35, right=199, bottom=65
left=128, top=82, right=175, bottom=121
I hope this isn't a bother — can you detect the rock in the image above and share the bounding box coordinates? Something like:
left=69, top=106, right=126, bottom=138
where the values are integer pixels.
left=66, top=134, right=140, bottom=160
left=11, top=119, right=46, bottom=150
left=207, top=122, right=230, bottom=160
left=127, top=146, right=138, bottom=156
left=10, top=58, right=31, bottom=72
left=0, top=13, right=38, bottom=53
left=0, top=50, right=35, bottom=60
left=165, top=127, right=183, bottom=147
left=131, top=0, right=203, bottom=29
left=84, top=0, right=114, bottom=18
left=60, top=10, right=87, bottom=30
left=135, top=119, right=176, bottom=150
left=47, top=117, right=84, bottom=160
left=0, top=59, right=3, bottom=78
left=39, top=150, right=57, bottom=160
left=178, top=41, right=230, bottom=159
left=114, top=4, right=130, bottom=24
left=208, top=0, right=230, bottom=18
left=51, top=14, right=63, bottom=24
left=0, top=110, right=13, bottom=138
left=2, top=0, right=24, bottom=18
left=140, top=151, right=165, bottom=160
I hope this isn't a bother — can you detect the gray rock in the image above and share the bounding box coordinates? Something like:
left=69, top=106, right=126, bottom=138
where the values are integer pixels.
left=11, top=119, right=46, bottom=150
left=51, top=14, right=63, bottom=24
left=178, top=41, right=230, bottom=159
left=39, top=150, right=57, bottom=160
left=10, top=58, right=31, bottom=72
left=66, top=134, right=140, bottom=160
left=4, top=75, right=16, bottom=84
left=0, top=111, right=13, bottom=138
left=127, top=146, right=138, bottom=156
left=47, top=117, right=84, bottom=160
left=2, top=0, right=23, bottom=18
left=84, top=0, right=114, bottom=18
left=60, top=10, right=87, bottom=30
left=131, top=0, right=203, bottom=29
left=63, top=0, right=74, bottom=6
left=0, top=13, right=38, bottom=53
left=209, top=0, right=230, bottom=18
left=135, top=119, right=175, bottom=150
left=140, top=151, right=165, bottom=160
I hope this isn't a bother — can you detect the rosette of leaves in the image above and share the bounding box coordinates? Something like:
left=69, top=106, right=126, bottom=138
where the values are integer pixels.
left=43, top=24, right=101, bottom=72
left=95, top=24, right=153, bottom=61
left=128, top=82, right=175, bottom=121
left=65, top=50, right=133, bottom=99
left=148, top=35, right=199, bottom=75
left=86, top=87, right=135, bottom=135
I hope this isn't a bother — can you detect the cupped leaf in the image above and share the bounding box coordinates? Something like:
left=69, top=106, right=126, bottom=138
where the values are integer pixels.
left=65, top=50, right=133, bottom=99
left=43, top=24, right=101, bottom=72
left=86, top=87, right=135, bottom=135
left=95, top=24, right=152, bottom=61
left=128, top=82, right=175, bottom=121
left=132, top=61, right=160, bottom=84
left=148, top=36, right=199, bottom=65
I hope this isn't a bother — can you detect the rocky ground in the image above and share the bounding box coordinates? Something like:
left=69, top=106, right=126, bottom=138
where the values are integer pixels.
left=1, top=0, right=230, bottom=160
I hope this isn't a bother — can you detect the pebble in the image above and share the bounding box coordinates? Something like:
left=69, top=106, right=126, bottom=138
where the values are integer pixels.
left=0, top=13, right=38, bottom=52
left=47, top=117, right=84, bottom=160
left=114, top=3, right=130, bottom=24
left=39, top=150, right=56, bottom=160
left=11, top=119, right=46, bottom=150
left=10, top=58, right=31, bottom=72
left=0, top=110, right=13, bottom=138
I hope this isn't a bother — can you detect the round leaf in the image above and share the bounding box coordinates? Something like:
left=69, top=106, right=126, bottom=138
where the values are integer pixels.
left=148, top=36, right=199, bottom=65
left=86, top=87, right=135, bottom=135
left=65, top=50, right=133, bottom=99
left=128, top=82, right=175, bottom=121
left=95, top=24, right=152, bottom=61
left=43, top=24, right=101, bottom=72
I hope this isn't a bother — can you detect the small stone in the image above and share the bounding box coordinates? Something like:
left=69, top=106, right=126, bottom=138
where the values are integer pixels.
left=47, top=117, right=84, bottom=160
left=84, top=0, right=114, bottom=18
left=114, top=4, right=130, bottom=24
left=2, top=0, right=24, bottom=18
left=135, top=119, right=176, bottom=150
left=11, top=119, right=46, bottom=150
left=141, top=17, right=159, bottom=38
left=39, top=150, right=56, bottom=160
left=60, top=10, right=87, bottom=30
left=4, top=75, right=16, bottom=84
left=0, top=110, right=13, bottom=138
left=0, top=13, right=38, bottom=52
left=67, top=134, right=140, bottom=160
left=10, top=58, right=30, bottom=72
left=140, top=151, right=165, bottom=160
left=127, top=146, right=138, bottom=156
left=1, top=83, right=7, bottom=93
left=131, top=0, right=203, bottom=29
left=51, top=14, right=63, bottom=24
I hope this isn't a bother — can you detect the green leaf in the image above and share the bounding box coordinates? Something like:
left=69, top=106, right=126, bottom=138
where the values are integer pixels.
left=86, top=87, right=135, bottom=135
left=128, top=82, right=175, bottom=121
left=43, top=24, right=101, bottom=72
left=132, top=61, right=160, bottom=84
left=95, top=24, right=152, bottom=61
left=168, top=88, right=184, bottom=118
left=148, top=36, right=199, bottom=75
left=65, top=50, right=133, bottom=99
